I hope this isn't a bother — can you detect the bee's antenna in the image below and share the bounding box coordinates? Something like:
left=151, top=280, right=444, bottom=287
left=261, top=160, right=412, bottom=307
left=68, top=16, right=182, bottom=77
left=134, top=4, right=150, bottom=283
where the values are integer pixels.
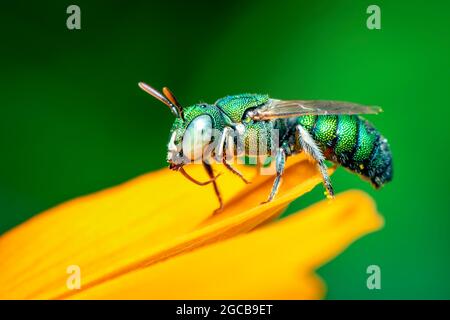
left=138, top=82, right=181, bottom=118
left=163, top=87, right=184, bottom=120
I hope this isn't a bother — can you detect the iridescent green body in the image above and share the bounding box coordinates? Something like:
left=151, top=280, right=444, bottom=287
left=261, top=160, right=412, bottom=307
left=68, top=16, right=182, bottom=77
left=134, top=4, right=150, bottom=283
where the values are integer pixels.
left=139, top=80, right=393, bottom=210
left=294, top=114, right=392, bottom=187
left=168, top=92, right=392, bottom=189
left=220, top=94, right=390, bottom=187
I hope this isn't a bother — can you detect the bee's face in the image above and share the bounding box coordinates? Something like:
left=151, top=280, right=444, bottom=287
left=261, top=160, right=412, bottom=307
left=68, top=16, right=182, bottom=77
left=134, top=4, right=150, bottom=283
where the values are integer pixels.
left=167, top=108, right=214, bottom=169
left=137, top=83, right=221, bottom=170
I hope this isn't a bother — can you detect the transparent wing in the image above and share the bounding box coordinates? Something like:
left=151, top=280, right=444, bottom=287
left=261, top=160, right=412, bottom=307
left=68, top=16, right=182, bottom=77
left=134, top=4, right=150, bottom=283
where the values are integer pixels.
left=248, top=99, right=382, bottom=120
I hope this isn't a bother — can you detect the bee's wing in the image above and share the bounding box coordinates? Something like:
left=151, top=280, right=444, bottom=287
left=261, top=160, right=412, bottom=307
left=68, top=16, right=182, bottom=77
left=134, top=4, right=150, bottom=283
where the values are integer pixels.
left=248, top=99, right=382, bottom=120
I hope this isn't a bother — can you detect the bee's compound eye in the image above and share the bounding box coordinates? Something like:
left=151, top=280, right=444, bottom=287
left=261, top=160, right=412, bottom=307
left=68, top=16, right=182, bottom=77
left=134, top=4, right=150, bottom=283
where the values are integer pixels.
left=182, top=115, right=213, bottom=161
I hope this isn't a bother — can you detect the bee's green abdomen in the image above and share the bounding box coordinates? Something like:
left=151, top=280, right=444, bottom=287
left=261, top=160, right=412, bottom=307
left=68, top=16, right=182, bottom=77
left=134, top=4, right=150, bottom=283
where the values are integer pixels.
left=312, top=115, right=338, bottom=146
left=334, top=115, right=358, bottom=156
left=297, top=115, right=317, bottom=131
left=295, top=114, right=392, bottom=188
left=352, top=119, right=378, bottom=162
left=366, top=137, right=393, bottom=187
left=332, top=116, right=392, bottom=188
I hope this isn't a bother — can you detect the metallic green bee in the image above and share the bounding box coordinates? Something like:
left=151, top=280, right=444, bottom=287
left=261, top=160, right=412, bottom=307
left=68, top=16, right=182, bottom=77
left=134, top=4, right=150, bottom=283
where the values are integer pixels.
left=139, top=82, right=393, bottom=212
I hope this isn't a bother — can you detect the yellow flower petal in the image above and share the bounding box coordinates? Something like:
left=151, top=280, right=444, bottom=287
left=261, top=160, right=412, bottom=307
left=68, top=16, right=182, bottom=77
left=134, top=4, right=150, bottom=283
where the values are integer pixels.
left=0, top=154, right=330, bottom=299
left=69, top=190, right=382, bottom=299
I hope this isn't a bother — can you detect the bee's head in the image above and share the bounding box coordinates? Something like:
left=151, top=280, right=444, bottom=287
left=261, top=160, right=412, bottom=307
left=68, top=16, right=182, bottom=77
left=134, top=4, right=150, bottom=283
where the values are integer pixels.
left=138, top=83, right=215, bottom=171
left=167, top=112, right=213, bottom=170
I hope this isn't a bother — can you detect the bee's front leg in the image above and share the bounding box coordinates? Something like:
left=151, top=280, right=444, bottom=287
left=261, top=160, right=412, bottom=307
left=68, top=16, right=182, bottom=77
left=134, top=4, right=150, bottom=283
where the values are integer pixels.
left=215, top=126, right=250, bottom=184
left=262, top=147, right=286, bottom=204
left=203, top=162, right=223, bottom=214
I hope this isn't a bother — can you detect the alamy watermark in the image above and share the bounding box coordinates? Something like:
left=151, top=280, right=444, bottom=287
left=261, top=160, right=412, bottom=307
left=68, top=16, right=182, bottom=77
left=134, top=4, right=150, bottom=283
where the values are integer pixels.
left=66, top=5, right=81, bottom=30
left=66, top=264, right=81, bottom=290
left=167, top=126, right=280, bottom=175
left=366, top=265, right=381, bottom=290
left=366, top=5, right=381, bottom=30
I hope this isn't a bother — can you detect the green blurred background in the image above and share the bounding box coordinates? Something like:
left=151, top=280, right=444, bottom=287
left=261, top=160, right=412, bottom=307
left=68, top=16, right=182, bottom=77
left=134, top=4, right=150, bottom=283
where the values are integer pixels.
left=1, top=0, right=449, bottom=299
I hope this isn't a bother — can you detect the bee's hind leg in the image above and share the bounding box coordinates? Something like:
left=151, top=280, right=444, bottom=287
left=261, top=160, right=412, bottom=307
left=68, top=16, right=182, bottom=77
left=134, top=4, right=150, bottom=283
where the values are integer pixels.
left=296, top=125, right=334, bottom=198
left=262, top=147, right=286, bottom=204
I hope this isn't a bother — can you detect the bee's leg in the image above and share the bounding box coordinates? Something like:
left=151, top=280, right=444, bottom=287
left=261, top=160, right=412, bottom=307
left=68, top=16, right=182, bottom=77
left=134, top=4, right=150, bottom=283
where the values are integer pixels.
left=223, top=154, right=251, bottom=184
left=262, top=147, right=286, bottom=204
left=216, top=126, right=250, bottom=184
left=296, top=125, right=335, bottom=198
left=203, top=162, right=223, bottom=213
left=255, top=156, right=263, bottom=173
left=214, top=127, right=231, bottom=163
